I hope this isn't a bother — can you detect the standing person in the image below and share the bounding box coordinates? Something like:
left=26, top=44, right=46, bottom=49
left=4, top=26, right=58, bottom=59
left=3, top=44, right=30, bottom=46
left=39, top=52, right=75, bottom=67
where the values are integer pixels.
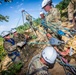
left=40, top=11, right=48, bottom=32
left=68, top=0, right=76, bottom=25
left=1, top=31, right=25, bottom=63
left=27, top=46, right=57, bottom=75
left=41, top=0, right=61, bottom=38
left=42, top=0, right=61, bottom=24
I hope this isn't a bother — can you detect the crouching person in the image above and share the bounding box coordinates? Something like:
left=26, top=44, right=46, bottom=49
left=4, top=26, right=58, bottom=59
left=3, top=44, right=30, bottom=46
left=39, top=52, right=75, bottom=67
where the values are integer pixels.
left=46, top=33, right=71, bottom=57
left=1, top=31, right=25, bottom=63
left=11, top=28, right=30, bottom=57
left=27, top=46, right=57, bottom=75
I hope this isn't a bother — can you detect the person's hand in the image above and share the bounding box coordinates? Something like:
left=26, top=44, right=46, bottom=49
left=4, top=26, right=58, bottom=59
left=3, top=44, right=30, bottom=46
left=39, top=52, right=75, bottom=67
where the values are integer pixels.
left=69, top=47, right=74, bottom=56
left=17, top=42, right=26, bottom=47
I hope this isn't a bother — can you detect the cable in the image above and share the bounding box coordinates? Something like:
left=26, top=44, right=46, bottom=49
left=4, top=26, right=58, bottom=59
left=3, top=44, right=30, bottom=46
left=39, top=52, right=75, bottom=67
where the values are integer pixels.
left=16, top=15, right=22, bottom=28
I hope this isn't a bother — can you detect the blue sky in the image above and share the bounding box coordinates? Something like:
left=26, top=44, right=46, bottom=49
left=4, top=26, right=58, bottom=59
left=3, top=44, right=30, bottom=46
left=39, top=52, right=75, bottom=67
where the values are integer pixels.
left=0, top=0, right=62, bottom=34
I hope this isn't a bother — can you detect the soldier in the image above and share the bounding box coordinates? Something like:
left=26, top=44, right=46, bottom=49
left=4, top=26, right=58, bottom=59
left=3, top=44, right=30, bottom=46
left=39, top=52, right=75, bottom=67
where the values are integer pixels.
left=11, top=28, right=30, bottom=60
left=27, top=46, right=57, bottom=75
left=42, top=0, right=61, bottom=25
left=68, top=0, right=76, bottom=24
left=11, top=28, right=29, bottom=43
left=46, top=33, right=73, bottom=57
left=41, top=0, right=62, bottom=38
left=40, top=11, right=48, bottom=31
left=1, top=31, right=25, bottom=63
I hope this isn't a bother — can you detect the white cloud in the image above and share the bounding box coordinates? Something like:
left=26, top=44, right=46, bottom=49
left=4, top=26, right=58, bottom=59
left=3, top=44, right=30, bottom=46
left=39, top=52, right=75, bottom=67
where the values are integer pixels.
left=14, top=7, right=24, bottom=13
left=10, top=6, right=13, bottom=8
left=25, top=9, right=42, bottom=12
left=20, top=3, right=23, bottom=6
left=17, top=3, right=23, bottom=9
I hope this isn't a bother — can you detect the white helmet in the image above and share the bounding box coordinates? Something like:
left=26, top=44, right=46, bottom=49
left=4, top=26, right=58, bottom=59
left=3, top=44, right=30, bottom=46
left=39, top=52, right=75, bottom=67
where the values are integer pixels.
left=40, top=11, right=44, bottom=15
left=11, top=28, right=17, bottom=33
left=42, top=0, right=51, bottom=8
left=42, top=46, right=57, bottom=64
left=1, top=31, right=10, bottom=37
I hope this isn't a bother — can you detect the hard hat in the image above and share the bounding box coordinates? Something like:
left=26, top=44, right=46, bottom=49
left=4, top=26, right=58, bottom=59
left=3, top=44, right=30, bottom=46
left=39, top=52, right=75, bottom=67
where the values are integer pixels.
left=41, top=46, right=57, bottom=64
left=40, top=11, right=44, bottom=15
left=42, top=0, right=51, bottom=8
left=11, top=28, right=17, bottom=33
left=1, top=31, right=10, bottom=37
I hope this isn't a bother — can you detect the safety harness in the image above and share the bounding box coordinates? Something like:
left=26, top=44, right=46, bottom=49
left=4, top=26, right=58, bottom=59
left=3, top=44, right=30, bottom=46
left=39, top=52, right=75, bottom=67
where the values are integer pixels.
left=6, top=38, right=20, bottom=61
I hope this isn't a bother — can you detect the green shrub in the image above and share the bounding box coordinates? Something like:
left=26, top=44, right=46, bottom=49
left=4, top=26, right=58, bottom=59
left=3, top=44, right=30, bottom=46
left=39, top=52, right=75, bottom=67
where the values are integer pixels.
left=0, top=45, right=6, bottom=61
left=1, top=62, right=23, bottom=75
left=31, top=35, right=37, bottom=39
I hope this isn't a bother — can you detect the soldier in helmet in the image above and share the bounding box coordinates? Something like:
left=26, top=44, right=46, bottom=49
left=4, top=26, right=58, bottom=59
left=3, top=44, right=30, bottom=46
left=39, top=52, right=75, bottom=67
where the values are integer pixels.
left=42, top=0, right=61, bottom=25
left=11, top=28, right=30, bottom=61
left=41, top=0, right=62, bottom=38
left=40, top=11, right=48, bottom=32
left=1, top=31, right=25, bottom=63
left=27, top=46, right=57, bottom=75
left=11, top=28, right=29, bottom=43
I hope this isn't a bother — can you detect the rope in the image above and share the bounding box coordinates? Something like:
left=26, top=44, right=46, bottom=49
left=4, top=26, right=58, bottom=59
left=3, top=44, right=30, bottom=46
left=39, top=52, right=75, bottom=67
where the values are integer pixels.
left=27, top=41, right=50, bottom=45
left=16, top=15, right=22, bottom=28
left=56, top=58, right=76, bottom=74
left=23, top=10, right=36, bottom=20
left=47, top=22, right=74, bottom=38
left=56, top=55, right=76, bottom=68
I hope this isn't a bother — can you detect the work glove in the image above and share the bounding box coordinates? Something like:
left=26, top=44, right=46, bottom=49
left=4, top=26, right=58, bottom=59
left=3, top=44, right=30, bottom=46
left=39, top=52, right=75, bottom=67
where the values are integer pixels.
left=49, top=37, right=65, bottom=45
left=69, top=47, right=74, bottom=56
left=17, top=41, right=26, bottom=47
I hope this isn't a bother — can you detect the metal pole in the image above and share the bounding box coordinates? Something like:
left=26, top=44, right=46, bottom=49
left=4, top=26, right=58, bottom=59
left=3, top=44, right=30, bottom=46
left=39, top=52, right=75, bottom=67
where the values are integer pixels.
left=29, top=22, right=38, bottom=36
left=24, top=10, right=35, bottom=20
left=22, top=10, right=25, bottom=25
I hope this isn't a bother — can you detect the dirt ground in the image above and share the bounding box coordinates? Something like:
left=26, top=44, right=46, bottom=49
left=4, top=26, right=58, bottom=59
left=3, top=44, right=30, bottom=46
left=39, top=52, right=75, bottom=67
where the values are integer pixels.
left=50, top=62, right=65, bottom=75
left=1, top=27, right=76, bottom=75
left=19, top=29, right=76, bottom=75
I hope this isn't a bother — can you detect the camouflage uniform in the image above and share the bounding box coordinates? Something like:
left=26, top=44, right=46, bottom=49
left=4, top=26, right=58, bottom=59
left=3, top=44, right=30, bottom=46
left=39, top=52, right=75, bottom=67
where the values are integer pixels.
left=46, top=7, right=60, bottom=24
left=41, top=18, right=48, bottom=31
left=68, top=0, right=76, bottom=21
left=13, top=33, right=26, bottom=43
left=45, top=7, right=61, bottom=37
left=13, top=33, right=29, bottom=59
left=3, top=39, right=21, bottom=63
left=28, top=54, right=50, bottom=75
